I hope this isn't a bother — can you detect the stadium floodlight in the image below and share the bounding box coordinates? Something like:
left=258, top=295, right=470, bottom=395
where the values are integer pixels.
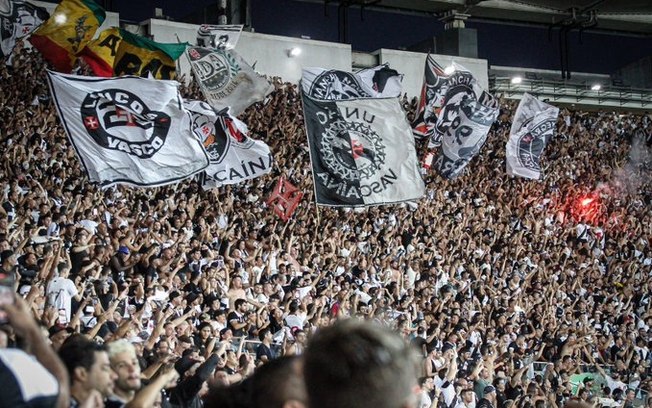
left=591, top=84, right=601, bottom=91
left=511, top=76, right=522, bottom=84
left=287, top=47, right=302, bottom=58
left=444, top=65, right=455, bottom=75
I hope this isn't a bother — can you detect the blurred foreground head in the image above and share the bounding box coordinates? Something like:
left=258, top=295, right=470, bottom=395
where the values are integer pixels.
left=304, top=319, right=420, bottom=408
left=204, top=355, right=306, bottom=408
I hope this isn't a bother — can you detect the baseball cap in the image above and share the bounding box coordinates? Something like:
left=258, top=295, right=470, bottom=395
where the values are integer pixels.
left=484, top=385, right=496, bottom=394
left=117, top=246, right=129, bottom=255
left=0, top=250, right=14, bottom=263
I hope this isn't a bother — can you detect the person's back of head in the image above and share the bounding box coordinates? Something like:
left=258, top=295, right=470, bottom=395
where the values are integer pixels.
left=203, top=355, right=306, bottom=408
left=251, top=355, right=306, bottom=408
left=304, top=319, right=419, bottom=408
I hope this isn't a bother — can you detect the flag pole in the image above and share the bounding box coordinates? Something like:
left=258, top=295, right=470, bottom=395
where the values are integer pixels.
left=297, top=84, right=322, bottom=231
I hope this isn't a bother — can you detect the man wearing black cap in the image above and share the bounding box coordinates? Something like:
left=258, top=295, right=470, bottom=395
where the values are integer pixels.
left=0, top=249, right=16, bottom=275
left=477, top=385, right=497, bottom=408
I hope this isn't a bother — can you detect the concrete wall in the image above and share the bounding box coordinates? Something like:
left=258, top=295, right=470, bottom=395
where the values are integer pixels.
left=377, top=49, right=489, bottom=98
left=146, top=19, right=352, bottom=86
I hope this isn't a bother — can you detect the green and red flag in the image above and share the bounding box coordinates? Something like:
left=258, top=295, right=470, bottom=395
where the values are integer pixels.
left=29, top=0, right=105, bottom=72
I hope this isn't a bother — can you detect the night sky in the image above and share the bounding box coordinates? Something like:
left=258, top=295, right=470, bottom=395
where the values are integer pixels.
left=45, top=0, right=652, bottom=75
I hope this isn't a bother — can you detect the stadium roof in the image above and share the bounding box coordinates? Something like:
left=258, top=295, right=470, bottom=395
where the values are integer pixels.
left=295, top=0, right=652, bottom=34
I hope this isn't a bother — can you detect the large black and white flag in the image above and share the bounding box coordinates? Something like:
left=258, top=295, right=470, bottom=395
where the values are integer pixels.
left=412, top=54, right=450, bottom=140
left=47, top=71, right=209, bottom=187
left=435, top=91, right=499, bottom=179
left=506, top=93, right=559, bottom=179
left=185, top=100, right=273, bottom=188
left=432, top=63, right=488, bottom=148
left=302, top=93, right=424, bottom=207
left=187, top=46, right=272, bottom=116
left=0, top=0, right=48, bottom=59
left=302, top=65, right=403, bottom=100
left=196, top=24, right=243, bottom=50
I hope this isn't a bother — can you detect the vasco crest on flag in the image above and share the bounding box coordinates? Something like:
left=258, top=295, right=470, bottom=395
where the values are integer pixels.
left=187, top=46, right=272, bottom=116
left=302, top=93, right=424, bottom=207
left=0, top=0, right=49, bottom=59
left=506, top=93, right=559, bottom=180
left=47, top=71, right=209, bottom=187
left=185, top=100, right=273, bottom=188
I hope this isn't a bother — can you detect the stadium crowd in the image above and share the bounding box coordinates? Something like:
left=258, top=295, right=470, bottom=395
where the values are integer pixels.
left=0, top=42, right=651, bottom=408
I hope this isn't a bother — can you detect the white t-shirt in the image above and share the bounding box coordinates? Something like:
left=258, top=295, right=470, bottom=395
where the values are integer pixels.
left=46, top=277, right=78, bottom=323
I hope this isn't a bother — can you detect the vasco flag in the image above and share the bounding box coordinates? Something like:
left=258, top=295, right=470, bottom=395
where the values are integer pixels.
left=412, top=55, right=449, bottom=140
left=267, top=176, right=303, bottom=222
left=506, top=93, right=559, bottom=180
left=196, top=24, right=243, bottom=50
left=302, top=93, right=425, bottom=207
left=81, top=27, right=187, bottom=79
left=187, top=46, right=273, bottom=116
left=47, top=71, right=209, bottom=187
left=29, top=0, right=105, bottom=72
left=302, top=65, right=402, bottom=100
left=434, top=91, right=499, bottom=179
left=185, top=100, right=273, bottom=188
left=0, top=0, right=49, bottom=59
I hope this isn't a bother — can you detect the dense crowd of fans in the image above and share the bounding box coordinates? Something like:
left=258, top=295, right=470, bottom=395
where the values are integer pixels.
left=0, top=42, right=651, bottom=408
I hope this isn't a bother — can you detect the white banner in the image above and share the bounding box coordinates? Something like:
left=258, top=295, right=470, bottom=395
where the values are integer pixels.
left=196, top=24, right=243, bottom=50
left=301, top=65, right=403, bottom=100
left=185, top=100, right=273, bottom=188
left=187, top=46, right=273, bottom=116
left=506, top=93, right=559, bottom=179
left=302, top=92, right=424, bottom=207
left=47, top=71, right=209, bottom=187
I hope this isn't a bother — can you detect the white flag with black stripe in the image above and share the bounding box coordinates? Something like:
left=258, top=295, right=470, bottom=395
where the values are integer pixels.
left=47, top=71, right=209, bottom=187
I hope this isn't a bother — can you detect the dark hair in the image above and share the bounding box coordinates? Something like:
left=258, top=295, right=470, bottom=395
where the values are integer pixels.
left=234, top=299, right=246, bottom=309
left=258, top=328, right=270, bottom=342
left=58, top=336, right=108, bottom=381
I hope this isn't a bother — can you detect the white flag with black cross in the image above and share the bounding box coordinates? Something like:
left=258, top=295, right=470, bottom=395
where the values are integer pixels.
left=47, top=70, right=209, bottom=187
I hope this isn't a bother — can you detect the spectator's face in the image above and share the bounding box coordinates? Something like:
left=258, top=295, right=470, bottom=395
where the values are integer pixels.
left=200, top=326, right=212, bottom=339
left=87, top=351, right=117, bottom=398
left=111, top=351, right=141, bottom=392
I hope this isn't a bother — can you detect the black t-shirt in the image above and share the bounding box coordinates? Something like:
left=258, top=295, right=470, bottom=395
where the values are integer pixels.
left=227, top=311, right=246, bottom=337
left=256, top=343, right=276, bottom=362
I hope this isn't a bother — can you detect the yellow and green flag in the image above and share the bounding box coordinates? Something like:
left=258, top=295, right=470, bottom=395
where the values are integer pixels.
left=81, top=27, right=187, bottom=80
left=29, top=0, right=105, bottom=72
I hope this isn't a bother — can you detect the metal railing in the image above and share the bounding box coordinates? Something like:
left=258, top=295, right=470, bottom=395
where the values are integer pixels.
left=490, top=76, right=652, bottom=110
